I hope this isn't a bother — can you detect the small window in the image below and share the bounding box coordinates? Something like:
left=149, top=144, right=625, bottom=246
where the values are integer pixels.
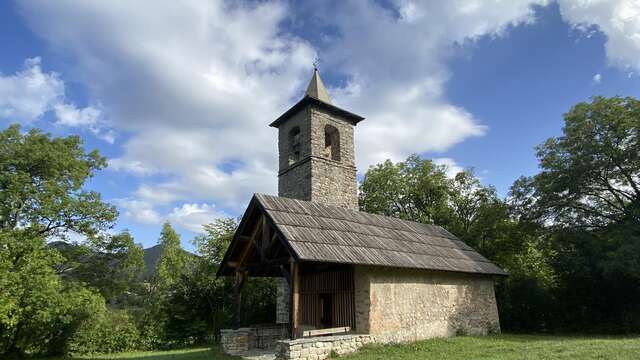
left=288, top=126, right=301, bottom=165
left=324, top=125, right=340, bottom=161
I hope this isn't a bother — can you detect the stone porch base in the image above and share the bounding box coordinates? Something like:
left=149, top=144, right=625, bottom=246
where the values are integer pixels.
left=275, top=334, right=376, bottom=360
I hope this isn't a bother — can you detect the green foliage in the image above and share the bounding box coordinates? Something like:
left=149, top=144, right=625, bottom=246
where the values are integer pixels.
left=532, top=96, right=639, bottom=229
left=161, top=261, right=229, bottom=346
left=510, top=97, right=640, bottom=332
left=0, top=230, right=106, bottom=356
left=0, top=124, right=129, bottom=357
left=191, top=218, right=237, bottom=264
left=0, top=124, right=117, bottom=237
left=359, top=155, right=451, bottom=224
left=155, top=222, right=188, bottom=291
left=60, top=231, right=145, bottom=306
left=66, top=310, right=140, bottom=355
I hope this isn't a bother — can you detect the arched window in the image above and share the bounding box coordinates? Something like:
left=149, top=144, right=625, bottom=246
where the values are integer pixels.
left=288, top=126, right=301, bottom=165
left=324, top=125, right=340, bottom=161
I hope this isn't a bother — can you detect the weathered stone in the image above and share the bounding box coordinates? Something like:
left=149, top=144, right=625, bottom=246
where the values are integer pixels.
left=276, top=278, right=290, bottom=324
left=354, top=265, right=500, bottom=343
left=276, top=102, right=358, bottom=210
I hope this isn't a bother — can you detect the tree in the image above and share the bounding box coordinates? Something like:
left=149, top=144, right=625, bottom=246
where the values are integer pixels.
left=359, top=156, right=513, bottom=258
left=192, top=217, right=237, bottom=264
left=0, top=124, right=117, bottom=237
left=359, top=155, right=451, bottom=224
left=509, top=96, right=640, bottom=332
left=446, top=170, right=512, bottom=258
left=533, top=96, right=640, bottom=229
left=68, top=231, right=145, bottom=306
left=0, top=124, right=118, bottom=356
left=154, top=222, right=188, bottom=291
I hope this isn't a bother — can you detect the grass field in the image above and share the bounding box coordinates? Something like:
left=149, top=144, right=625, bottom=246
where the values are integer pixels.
left=36, top=346, right=237, bottom=360
left=343, top=334, right=640, bottom=360
left=36, top=334, right=640, bottom=360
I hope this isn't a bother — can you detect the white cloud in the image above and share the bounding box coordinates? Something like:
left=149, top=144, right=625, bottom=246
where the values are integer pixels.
left=0, top=57, right=63, bottom=122
left=19, top=1, right=312, bottom=217
left=167, top=203, right=227, bottom=233
left=593, top=73, right=603, bottom=83
left=318, top=0, right=549, bottom=168
left=558, top=0, right=640, bottom=70
left=113, top=198, right=161, bottom=225
left=16, top=0, right=640, bottom=227
left=114, top=198, right=226, bottom=234
left=0, top=57, right=115, bottom=141
left=434, top=157, right=465, bottom=178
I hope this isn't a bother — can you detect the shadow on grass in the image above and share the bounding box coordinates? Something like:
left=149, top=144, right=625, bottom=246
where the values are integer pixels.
left=88, top=347, right=240, bottom=360
left=32, top=346, right=240, bottom=360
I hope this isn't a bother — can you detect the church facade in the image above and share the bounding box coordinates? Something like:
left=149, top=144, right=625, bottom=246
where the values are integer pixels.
left=218, top=69, right=505, bottom=355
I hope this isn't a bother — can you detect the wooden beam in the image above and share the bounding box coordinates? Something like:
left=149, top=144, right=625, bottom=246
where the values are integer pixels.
left=261, top=215, right=269, bottom=259
left=290, top=262, right=300, bottom=339
left=236, top=216, right=263, bottom=270
left=245, top=256, right=291, bottom=268
left=302, top=327, right=350, bottom=337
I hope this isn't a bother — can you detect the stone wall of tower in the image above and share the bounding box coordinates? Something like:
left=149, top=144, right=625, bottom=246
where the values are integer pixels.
left=278, top=107, right=313, bottom=201
left=309, top=106, right=358, bottom=209
left=278, top=160, right=312, bottom=201
left=277, top=104, right=358, bottom=210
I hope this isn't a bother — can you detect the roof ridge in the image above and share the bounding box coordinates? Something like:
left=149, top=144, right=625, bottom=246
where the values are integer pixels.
left=275, top=222, right=486, bottom=260
left=285, top=237, right=495, bottom=264
left=255, top=193, right=451, bottom=232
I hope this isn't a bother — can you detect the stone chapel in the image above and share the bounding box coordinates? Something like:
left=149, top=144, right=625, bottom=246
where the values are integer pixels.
left=218, top=68, right=505, bottom=356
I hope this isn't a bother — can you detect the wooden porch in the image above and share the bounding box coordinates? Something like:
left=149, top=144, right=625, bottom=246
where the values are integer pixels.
left=217, top=198, right=356, bottom=340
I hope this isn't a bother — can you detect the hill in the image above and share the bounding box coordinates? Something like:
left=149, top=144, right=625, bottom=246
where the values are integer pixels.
left=49, top=241, right=197, bottom=279
left=142, top=244, right=197, bottom=278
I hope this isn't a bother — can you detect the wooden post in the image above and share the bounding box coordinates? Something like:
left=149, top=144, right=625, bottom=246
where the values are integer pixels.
left=232, top=270, right=246, bottom=329
left=290, top=262, right=300, bottom=339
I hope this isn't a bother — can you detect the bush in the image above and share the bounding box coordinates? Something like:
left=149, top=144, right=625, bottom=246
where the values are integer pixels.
left=66, top=309, right=139, bottom=354
left=0, top=231, right=110, bottom=357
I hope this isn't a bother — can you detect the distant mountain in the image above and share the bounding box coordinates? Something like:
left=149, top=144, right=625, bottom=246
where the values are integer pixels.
left=143, top=244, right=197, bottom=278
left=49, top=241, right=196, bottom=279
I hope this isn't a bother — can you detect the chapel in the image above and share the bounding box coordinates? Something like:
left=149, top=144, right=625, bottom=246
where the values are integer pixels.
left=217, top=69, right=505, bottom=354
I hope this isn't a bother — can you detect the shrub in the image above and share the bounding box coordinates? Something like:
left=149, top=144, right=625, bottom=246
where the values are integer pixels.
left=66, top=309, right=139, bottom=354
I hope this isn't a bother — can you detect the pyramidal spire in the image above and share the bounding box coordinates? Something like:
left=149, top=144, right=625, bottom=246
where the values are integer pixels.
left=305, top=67, right=332, bottom=104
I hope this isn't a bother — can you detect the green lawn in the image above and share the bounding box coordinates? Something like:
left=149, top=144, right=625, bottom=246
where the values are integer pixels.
left=35, top=335, right=640, bottom=360
left=344, top=334, right=640, bottom=360
left=35, top=346, right=237, bottom=360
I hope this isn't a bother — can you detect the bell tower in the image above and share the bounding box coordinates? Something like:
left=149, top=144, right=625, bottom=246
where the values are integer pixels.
left=270, top=68, right=364, bottom=210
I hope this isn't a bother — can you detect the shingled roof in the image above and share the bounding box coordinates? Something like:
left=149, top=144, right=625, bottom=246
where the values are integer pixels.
left=225, top=194, right=505, bottom=276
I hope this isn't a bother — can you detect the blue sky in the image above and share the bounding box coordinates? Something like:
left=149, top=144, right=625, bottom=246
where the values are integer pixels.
left=1, top=1, right=639, bottom=251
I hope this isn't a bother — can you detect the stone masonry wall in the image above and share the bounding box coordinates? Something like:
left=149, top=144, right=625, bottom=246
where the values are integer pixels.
left=354, top=266, right=500, bottom=343
left=220, top=328, right=250, bottom=355
left=279, top=160, right=312, bottom=202
left=309, top=107, right=355, bottom=168
left=276, top=278, right=290, bottom=324
left=221, top=326, right=289, bottom=355
left=275, top=334, right=376, bottom=360
left=307, top=106, right=358, bottom=209
left=310, top=158, right=357, bottom=210
left=278, top=108, right=312, bottom=171
left=276, top=104, right=359, bottom=210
